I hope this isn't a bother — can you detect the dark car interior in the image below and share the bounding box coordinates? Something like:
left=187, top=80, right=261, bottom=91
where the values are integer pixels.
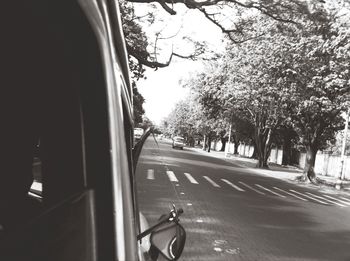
left=0, top=1, right=121, bottom=260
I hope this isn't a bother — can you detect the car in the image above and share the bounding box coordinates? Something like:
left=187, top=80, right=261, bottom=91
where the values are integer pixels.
left=172, top=136, right=185, bottom=150
left=0, top=1, right=185, bottom=261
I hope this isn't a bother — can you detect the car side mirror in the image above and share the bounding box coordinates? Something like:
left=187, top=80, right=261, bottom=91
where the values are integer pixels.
left=137, top=206, right=186, bottom=261
left=150, top=220, right=186, bottom=260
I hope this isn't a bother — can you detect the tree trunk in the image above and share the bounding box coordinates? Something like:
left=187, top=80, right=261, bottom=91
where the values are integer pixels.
left=207, top=136, right=211, bottom=152
left=282, top=132, right=292, bottom=165
left=303, top=145, right=317, bottom=182
left=256, top=128, right=273, bottom=169
left=233, top=135, right=239, bottom=155
left=250, top=141, right=258, bottom=159
left=220, top=137, right=227, bottom=151
left=202, top=135, right=206, bottom=151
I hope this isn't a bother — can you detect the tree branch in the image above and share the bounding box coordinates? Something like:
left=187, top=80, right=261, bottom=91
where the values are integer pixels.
left=158, top=0, right=176, bottom=15
left=128, top=0, right=303, bottom=25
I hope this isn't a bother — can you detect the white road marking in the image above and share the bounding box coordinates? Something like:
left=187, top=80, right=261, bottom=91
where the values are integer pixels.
left=305, top=192, right=346, bottom=207
left=184, top=173, right=199, bottom=184
left=238, top=181, right=265, bottom=195
left=187, top=203, right=192, bottom=206
left=147, top=169, right=154, bottom=180
left=166, top=171, right=178, bottom=182
left=290, top=190, right=329, bottom=205
left=31, top=181, right=42, bottom=192
left=273, top=187, right=308, bottom=201
left=322, top=194, right=350, bottom=205
left=255, top=184, right=286, bottom=198
left=339, top=196, right=350, bottom=203
left=221, top=179, right=245, bottom=192
left=180, top=192, right=185, bottom=195
left=203, top=176, right=221, bottom=187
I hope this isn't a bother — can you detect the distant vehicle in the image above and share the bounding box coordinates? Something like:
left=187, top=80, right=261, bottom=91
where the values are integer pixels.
left=134, top=128, right=144, bottom=143
left=172, top=136, right=185, bottom=150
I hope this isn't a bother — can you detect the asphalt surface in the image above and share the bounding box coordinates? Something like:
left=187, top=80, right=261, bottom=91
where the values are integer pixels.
left=135, top=137, right=350, bottom=261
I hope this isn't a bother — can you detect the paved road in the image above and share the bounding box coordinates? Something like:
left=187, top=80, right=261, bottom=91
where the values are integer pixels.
left=136, top=137, right=350, bottom=261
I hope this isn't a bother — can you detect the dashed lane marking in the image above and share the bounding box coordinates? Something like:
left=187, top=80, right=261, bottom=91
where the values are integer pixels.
left=305, top=192, right=346, bottom=207
left=238, top=181, right=265, bottom=195
left=221, top=179, right=245, bottom=192
left=290, top=190, right=329, bottom=205
left=203, top=176, right=221, bottom=188
left=166, top=171, right=178, bottom=182
left=184, top=173, right=199, bottom=184
left=273, top=187, right=308, bottom=201
left=255, top=184, right=286, bottom=198
left=147, top=169, right=154, bottom=180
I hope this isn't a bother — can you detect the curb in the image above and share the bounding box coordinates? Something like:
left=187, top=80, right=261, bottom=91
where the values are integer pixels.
left=188, top=147, right=350, bottom=192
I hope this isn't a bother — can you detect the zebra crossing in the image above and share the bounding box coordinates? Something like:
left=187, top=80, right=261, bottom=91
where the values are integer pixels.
left=144, top=169, right=350, bottom=208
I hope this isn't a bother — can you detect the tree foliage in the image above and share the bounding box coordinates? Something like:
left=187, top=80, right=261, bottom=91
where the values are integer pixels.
left=170, top=3, right=350, bottom=180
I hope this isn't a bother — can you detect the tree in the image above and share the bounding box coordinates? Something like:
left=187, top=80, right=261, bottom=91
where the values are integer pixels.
left=180, top=3, right=350, bottom=173
left=121, top=0, right=323, bottom=70
left=279, top=10, right=350, bottom=181
left=132, top=83, right=145, bottom=124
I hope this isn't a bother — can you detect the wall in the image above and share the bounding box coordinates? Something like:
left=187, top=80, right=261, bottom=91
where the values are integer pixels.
left=299, top=152, right=350, bottom=179
left=211, top=140, right=350, bottom=179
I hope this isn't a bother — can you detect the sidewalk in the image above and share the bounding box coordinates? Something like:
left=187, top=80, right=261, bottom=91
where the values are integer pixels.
left=189, top=146, right=350, bottom=193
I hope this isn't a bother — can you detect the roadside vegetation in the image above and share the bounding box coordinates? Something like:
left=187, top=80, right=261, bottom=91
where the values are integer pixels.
left=118, top=0, right=350, bottom=181
left=159, top=3, right=350, bottom=182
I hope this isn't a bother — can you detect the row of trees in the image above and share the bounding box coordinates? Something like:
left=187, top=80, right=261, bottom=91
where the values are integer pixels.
left=160, top=3, right=350, bottom=182
left=119, top=0, right=343, bottom=124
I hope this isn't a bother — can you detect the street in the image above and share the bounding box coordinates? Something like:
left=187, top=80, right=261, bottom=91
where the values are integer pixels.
left=136, top=136, right=350, bottom=261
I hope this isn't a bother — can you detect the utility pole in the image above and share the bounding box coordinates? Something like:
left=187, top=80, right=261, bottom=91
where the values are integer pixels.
left=339, top=109, right=349, bottom=180
left=225, top=124, right=232, bottom=158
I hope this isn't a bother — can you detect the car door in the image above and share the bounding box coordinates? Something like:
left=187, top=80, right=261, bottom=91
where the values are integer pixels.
left=0, top=1, right=139, bottom=260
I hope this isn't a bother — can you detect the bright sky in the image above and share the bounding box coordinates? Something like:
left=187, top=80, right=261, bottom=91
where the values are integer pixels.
left=134, top=4, right=224, bottom=125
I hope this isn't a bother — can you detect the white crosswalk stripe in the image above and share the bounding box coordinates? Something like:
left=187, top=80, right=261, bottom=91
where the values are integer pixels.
left=339, top=196, right=350, bottom=203
left=322, top=194, right=350, bottom=205
left=184, top=173, right=199, bottom=184
left=239, top=181, right=265, bottom=195
left=273, top=187, right=308, bottom=201
left=147, top=169, right=154, bottom=180
left=166, top=171, right=178, bottom=182
left=305, top=192, right=346, bottom=207
left=203, top=176, right=221, bottom=187
left=31, top=181, right=42, bottom=192
left=290, top=190, right=329, bottom=205
left=221, top=179, right=245, bottom=192
left=144, top=171, right=350, bottom=208
left=255, top=184, right=286, bottom=198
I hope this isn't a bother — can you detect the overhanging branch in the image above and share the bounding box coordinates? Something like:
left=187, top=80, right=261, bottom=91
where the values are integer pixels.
left=128, top=0, right=303, bottom=25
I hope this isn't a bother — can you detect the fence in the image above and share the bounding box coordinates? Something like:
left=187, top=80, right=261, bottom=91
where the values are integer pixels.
left=210, top=140, right=350, bottom=179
